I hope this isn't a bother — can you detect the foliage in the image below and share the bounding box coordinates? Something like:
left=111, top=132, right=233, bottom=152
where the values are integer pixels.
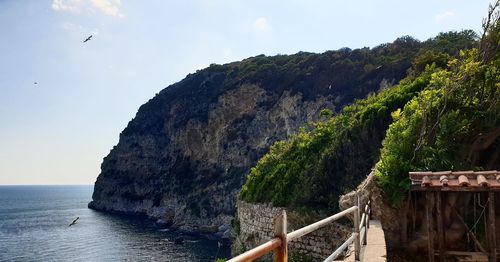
left=422, top=30, right=477, bottom=55
left=239, top=29, right=483, bottom=212
left=319, top=108, right=333, bottom=118
left=410, top=30, right=478, bottom=75
left=376, top=9, right=500, bottom=204
left=240, top=71, right=433, bottom=211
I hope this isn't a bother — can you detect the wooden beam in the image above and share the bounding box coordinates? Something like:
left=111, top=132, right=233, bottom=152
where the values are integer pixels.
left=437, top=250, right=489, bottom=261
left=488, top=192, right=497, bottom=261
left=354, top=208, right=360, bottom=261
left=427, top=192, right=435, bottom=262
left=436, top=192, right=445, bottom=262
left=451, top=207, right=486, bottom=253
left=440, top=251, right=485, bottom=255
left=273, top=211, right=288, bottom=262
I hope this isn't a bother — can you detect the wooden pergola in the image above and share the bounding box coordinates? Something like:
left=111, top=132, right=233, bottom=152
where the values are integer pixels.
left=409, top=170, right=500, bottom=262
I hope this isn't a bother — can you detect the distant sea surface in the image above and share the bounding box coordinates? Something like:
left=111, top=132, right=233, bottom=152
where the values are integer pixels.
left=0, top=185, right=230, bottom=261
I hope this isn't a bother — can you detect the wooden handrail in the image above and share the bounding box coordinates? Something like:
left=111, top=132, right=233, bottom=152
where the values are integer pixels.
left=288, top=206, right=358, bottom=241
left=360, top=212, right=366, bottom=230
left=324, top=201, right=370, bottom=261
left=228, top=198, right=372, bottom=262
left=324, top=233, right=358, bottom=262
left=228, top=238, right=282, bottom=262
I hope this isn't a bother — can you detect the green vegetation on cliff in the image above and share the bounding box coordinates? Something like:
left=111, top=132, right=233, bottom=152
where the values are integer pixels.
left=240, top=69, right=433, bottom=211
left=376, top=17, right=500, bottom=204
left=240, top=27, right=494, bottom=211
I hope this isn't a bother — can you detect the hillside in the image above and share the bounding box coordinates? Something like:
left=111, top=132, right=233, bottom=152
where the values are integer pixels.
left=239, top=31, right=480, bottom=213
left=237, top=22, right=499, bottom=260
left=89, top=31, right=476, bottom=235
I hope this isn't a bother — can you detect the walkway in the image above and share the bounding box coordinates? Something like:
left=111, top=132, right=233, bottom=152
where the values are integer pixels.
left=362, top=220, right=386, bottom=261
left=340, top=220, right=387, bottom=262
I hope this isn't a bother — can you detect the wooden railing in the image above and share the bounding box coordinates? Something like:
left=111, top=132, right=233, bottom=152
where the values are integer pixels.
left=228, top=199, right=372, bottom=262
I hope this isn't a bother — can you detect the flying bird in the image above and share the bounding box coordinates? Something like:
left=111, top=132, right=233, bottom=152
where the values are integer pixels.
left=34, top=82, right=37, bottom=85
left=69, top=217, right=80, bottom=227
left=83, top=35, right=93, bottom=43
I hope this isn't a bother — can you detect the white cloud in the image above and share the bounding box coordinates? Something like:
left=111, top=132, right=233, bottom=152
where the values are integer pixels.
left=253, top=17, right=271, bottom=33
left=51, top=0, right=123, bottom=17
left=52, top=0, right=84, bottom=12
left=435, top=11, right=455, bottom=22
left=90, top=0, right=123, bottom=17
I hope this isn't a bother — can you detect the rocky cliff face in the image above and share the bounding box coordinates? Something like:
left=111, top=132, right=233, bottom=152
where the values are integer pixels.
left=89, top=44, right=423, bottom=235
left=90, top=84, right=335, bottom=233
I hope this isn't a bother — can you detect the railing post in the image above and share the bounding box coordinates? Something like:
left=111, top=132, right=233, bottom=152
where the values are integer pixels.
left=363, top=208, right=368, bottom=245
left=367, top=201, right=370, bottom=229
left=273, top=210, right=288, bottom=262
left=354, top=206, right=360, bottom=261
left=357, top=196, right=361, bottom=221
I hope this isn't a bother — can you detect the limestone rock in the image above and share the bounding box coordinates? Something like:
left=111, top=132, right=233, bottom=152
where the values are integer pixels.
left=88, top=49, right=418, bottom=235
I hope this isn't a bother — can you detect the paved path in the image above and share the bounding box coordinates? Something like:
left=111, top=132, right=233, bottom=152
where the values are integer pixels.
left=340, top=220, right=387, bottom=262
left=362, top=220, right=386, bottom=262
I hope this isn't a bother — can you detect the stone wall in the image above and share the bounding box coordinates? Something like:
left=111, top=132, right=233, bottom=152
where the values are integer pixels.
left=233, top=200, right=351, bottom=261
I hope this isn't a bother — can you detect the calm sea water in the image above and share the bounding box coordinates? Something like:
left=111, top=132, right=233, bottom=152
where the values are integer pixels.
left=0, top=185, right=230, bottom=262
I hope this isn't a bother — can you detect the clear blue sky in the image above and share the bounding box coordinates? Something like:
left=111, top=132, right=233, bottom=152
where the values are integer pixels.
left=0, top=0, right=493, bottom=185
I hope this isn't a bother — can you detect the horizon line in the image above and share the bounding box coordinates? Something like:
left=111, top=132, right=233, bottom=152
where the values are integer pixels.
left=0, top=184, right=94, bottom=186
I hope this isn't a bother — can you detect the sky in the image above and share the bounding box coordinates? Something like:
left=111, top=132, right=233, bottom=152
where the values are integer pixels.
left=0, top=0, right=494, bottom=185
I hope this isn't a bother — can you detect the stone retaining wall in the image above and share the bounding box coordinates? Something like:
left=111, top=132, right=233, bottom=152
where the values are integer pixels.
left=233, top=200, right=351, bottom=261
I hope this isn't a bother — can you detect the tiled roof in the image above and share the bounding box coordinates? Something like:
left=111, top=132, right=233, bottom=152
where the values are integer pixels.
left=409, top=170, right=500, bottom=190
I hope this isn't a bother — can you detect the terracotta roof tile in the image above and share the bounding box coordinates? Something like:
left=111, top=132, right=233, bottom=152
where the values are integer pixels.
left=409, top=170, right=500, bottom=190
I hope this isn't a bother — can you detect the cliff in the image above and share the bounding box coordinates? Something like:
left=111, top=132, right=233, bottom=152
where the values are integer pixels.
left=88, top=38, right=431, bottom=234
left=239, top=31, right=481, bottom=214
left=236, top=14, right=498, bottom=260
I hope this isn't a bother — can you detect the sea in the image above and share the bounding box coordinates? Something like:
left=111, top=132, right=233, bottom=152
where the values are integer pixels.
left=0, top=185, right=230, bottom=262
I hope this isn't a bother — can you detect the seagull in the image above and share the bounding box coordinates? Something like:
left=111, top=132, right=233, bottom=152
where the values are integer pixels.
left=69, top=217, right=80, bottom=227
left=83, top=35, right=93, bottom=43
left=34, top=82, right=37, bottom=85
